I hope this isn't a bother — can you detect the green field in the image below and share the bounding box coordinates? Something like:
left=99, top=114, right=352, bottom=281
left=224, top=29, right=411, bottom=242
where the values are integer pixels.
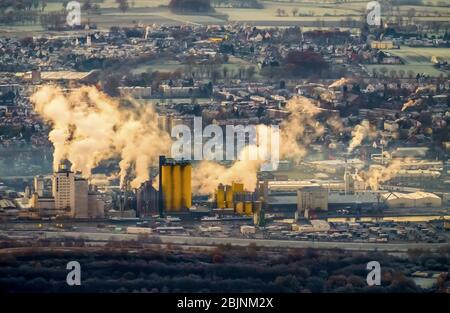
left=365, top=46, right=450, bottom=77
left=384, top=47, right=450, bottom=64
left=2, top=0, right=450, bottom=36
left=46, top=0, right=450, bottom=25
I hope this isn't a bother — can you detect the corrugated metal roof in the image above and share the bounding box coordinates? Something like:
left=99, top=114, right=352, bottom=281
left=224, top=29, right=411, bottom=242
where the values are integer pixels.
left=0, top=199, right=16, bottom=209
left=382, top=192, right=441, bottom=201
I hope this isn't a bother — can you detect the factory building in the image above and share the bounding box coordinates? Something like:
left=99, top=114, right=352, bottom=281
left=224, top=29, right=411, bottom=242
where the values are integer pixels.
left=264, top=177, right=381, bottom=217
left=30, top=164, right=104, bottom=218
left=344, top=169, right=366, bottom=194
left=52, top=164, right=75, bottom=212
left=214, top=181, right=260, bottom=216
left=34, top=176, right=45, bottom=197
left=73, top=178, right=89, bottom=218
left=136, top=180, right=159, bottom=217
left=30, top=194, right=56, bottom=216
left=297, top=186, right=328, bottom=218
left=87, top=193, right=105, bottom=218
left=382, top=192, right=442, bottom=209
left=391, top=147, right=429, bottom=159
left=159, top=156, right=192, bottom=215
left=306, top=159, right=365, bottom=175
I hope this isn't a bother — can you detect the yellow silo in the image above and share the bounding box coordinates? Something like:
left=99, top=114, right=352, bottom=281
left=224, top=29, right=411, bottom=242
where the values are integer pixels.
left=235, top=201, right=244, bottom=215
left=161, top=165, right=173, bottom=211
left=216, top=184, right=225, bottom=209
left=244, top=201, right=253, bottom=215
left=172, top=165, right=182, bottom=211
left=181, top=164, right=192, bottom=210
left=232, top=182, right=244, bottom=193
left=225, top=185, right=233, bottom=208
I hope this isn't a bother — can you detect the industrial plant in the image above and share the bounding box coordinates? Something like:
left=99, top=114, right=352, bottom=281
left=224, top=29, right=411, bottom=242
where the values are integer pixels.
left=1, top=0, right=450, bottom=295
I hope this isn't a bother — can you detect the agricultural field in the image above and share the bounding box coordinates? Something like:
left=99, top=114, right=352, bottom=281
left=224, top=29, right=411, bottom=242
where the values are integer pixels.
left=44, top=0, right=169, bottom=10
left=44, top=0, right=450, bottom=25
left=385, top=47, right=450, bottom=64
left=217, top=1, right=361, bottom=22
left=3, top=0, right=450, bottom=35
left=216, top=0, right=450, bottom=23
left=365, top=46, right=450, bottom=77
left=100, top=0, right=168, bottom=8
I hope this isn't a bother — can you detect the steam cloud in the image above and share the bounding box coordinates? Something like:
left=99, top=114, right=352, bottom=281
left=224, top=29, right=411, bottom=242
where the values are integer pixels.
left=348, top=120, right=376, bottom=152
left=33, top=86, right=348, bottom=196
left=192, top=96, right=327, bottom=194
left=328, top=77, right=352, bottom=89
left=31, top=85, right=171, bottom=189
left=401, top=98, right=423, bottom=112
left=359, top=158, right=407, bottom=190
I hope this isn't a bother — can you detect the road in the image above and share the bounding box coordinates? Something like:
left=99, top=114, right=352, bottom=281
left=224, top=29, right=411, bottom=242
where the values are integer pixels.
left=40, top=231, right=449, bottom=252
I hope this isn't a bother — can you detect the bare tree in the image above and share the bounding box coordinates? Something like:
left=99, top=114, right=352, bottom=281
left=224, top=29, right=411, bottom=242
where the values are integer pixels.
left=389, top=69, right=397, bottom=79
left=406, top=8, right=416, bottom=26
left=116, top=0, right=129, bottom=13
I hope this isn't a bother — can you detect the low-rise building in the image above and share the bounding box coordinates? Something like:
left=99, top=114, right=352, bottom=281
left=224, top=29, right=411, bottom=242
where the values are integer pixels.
left=382, top=192, right=442, bottom=208
left=297, top=186, right=328, bottom=218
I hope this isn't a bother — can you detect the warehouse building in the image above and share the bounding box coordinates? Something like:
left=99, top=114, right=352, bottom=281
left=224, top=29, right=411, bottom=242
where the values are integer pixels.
left=382, top=192, right=442, bottom=209
left=297, top=186, right=328, bottom=218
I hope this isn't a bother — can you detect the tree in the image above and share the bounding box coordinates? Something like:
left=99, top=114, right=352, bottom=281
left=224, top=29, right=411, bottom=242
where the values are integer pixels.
left=283, top=50, right=329, bottom=77
left=246, top=66, right=256, bottom=80
left=389, top=69, right=397, bottom=79
left=291, top=8, right=299, bottom=17
left=274, top=275, right=301, bottom=292
left=169, top=0, right=213, bottom=13
left=372, top=68, right=378, bottom=78
left=222, top=66, right=229, bottom=80
left=82, top=0, right=93, bottom=11
left=379, top=67, right=388, bottom=77
left=116, top=0, right=129, bottom=13
left=102, top=74, right=121, bottom=96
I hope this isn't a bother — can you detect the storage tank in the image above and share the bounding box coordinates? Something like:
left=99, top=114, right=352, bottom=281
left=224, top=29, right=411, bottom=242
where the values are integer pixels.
left=161, top=165, right=172, bottom=211
left=225, top=185, right=233, bottom=208
left=159, top=156, right=192, bottom=214
left=181, top=164, right=192, bottom=209
left=216, top=184, right=225, bottom=209
left=235, top=201, right=244, bottom=215
left=172, top=165, right=182, bottom=211
left=244, top=201, right=253, bottom=215
left=232, top=182, right=244, bottom=193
